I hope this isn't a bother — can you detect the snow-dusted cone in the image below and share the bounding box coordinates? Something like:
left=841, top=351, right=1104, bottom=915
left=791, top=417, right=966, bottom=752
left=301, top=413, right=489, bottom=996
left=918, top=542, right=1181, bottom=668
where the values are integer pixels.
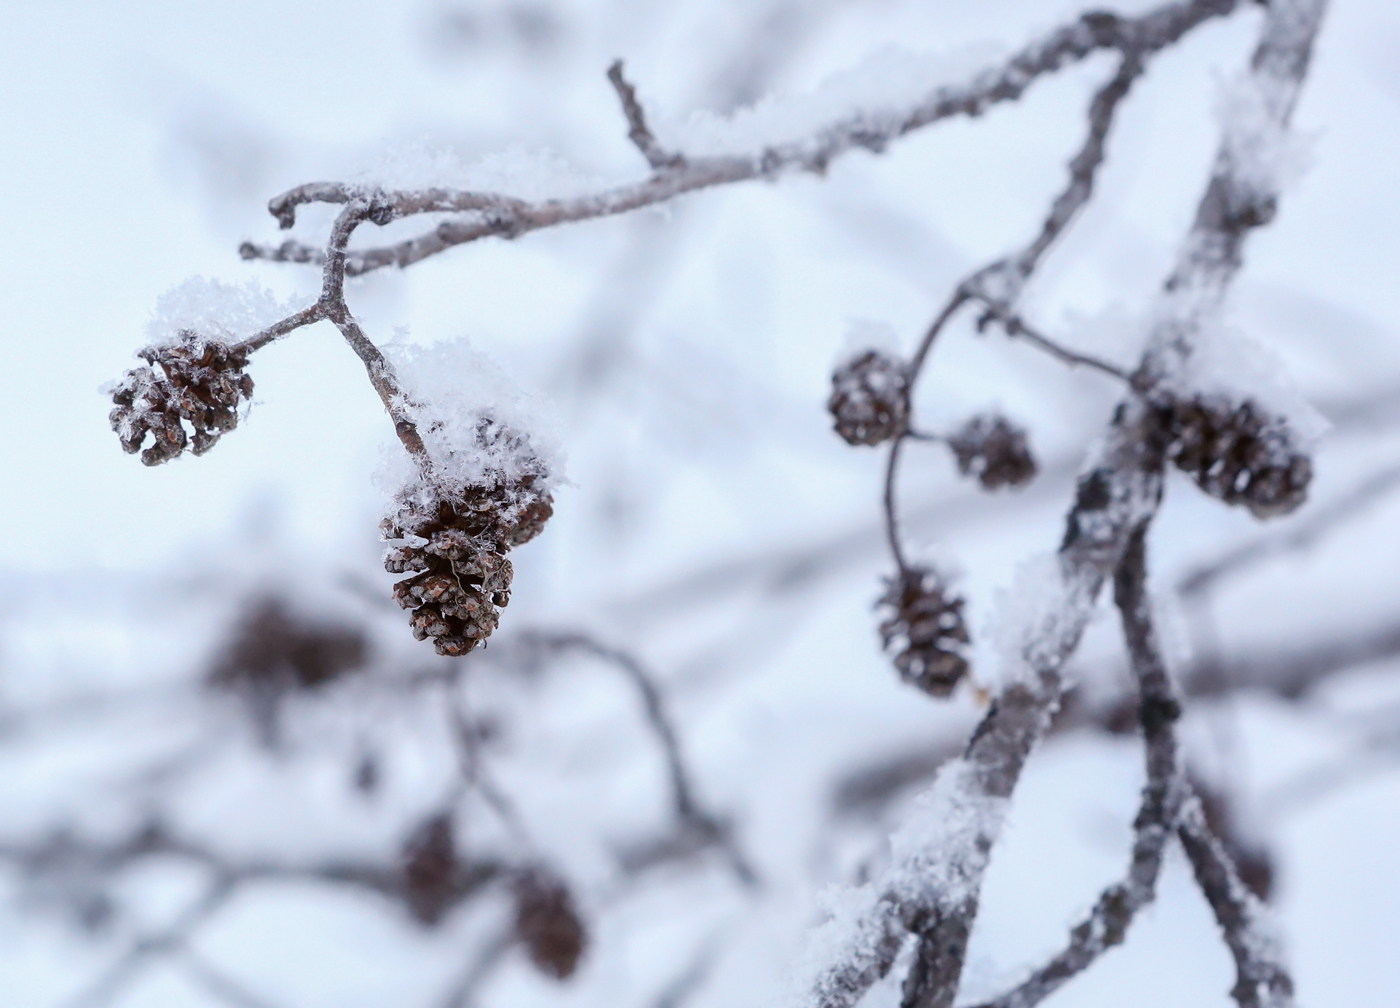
left=1163, top=395, right=1311, bottom=518
left=947, top=413, right=1037, bottom=490
left=383, top=468, right=553, bottom=657
left=829, top=349, right=910, bottom=446
left=877, top=566, right=970, bottom=697
left=108, top=331, right=254, bottom=465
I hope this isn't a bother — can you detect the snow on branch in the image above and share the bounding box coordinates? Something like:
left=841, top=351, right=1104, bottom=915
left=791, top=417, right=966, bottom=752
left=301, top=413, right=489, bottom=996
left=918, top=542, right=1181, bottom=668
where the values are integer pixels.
left=798, top=3, right=1327, bottom=1007
left=239, top=0, right=1246, bottom=278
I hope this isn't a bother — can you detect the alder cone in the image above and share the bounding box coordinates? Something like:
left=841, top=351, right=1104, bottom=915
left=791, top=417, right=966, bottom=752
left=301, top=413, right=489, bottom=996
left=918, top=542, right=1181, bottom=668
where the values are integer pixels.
left=401, top=813, right=459, bottom=927
left=383, top=473, right=553, bottom=656
left=829, top=349, right=910, bottom=446
left=877, top=567, right=970, bottom=698
left=108, top=331, right=254, bottom=465
left=512, top=868, right=586, bottom=981
left=947, top=414, right=1037, bottom=490
left=1163, top=396, right=1311, bottom=518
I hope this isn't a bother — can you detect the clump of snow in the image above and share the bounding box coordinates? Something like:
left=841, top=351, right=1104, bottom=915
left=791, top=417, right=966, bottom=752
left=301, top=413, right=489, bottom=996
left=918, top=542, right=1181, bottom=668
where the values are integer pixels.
left=660, top=43, right=1003, bottom=159
left=1215, top=70, right=1315, bottom=205
left=350, top=140, right=607, bottom=201
left=988, top=552, right=1093, bottom=690
left=1157, top=318, right=1328, bottom=449
left=145, top=276, right=311, bottom=348
left=375, top=336, right=565, bottom=499
left=789, top=759, right=1008, bottom=1007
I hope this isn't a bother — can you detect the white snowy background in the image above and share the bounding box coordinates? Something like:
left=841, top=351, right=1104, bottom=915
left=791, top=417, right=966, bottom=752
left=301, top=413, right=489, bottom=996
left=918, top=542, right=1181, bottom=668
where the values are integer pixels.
left=1, top=0, right=1398, bottom=1006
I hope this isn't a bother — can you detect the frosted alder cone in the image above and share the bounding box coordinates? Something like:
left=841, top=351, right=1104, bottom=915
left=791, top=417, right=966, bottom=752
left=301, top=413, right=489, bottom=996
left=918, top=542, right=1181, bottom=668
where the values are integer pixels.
left=877, top=566, right=970, bottom=697
left=108, top=331, right=253, bottom=465
left=1161, top=395, right=1312, bottom=518
left=829, top=349, right=910, bottom=446
left=947, top=413, right=1037, bottom=490
left=383, top=468, right=553, bottom=657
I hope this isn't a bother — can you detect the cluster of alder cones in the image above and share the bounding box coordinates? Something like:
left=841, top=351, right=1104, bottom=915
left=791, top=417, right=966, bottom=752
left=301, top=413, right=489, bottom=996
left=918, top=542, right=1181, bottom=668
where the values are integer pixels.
left=828, top=343, right=1314, bottom=698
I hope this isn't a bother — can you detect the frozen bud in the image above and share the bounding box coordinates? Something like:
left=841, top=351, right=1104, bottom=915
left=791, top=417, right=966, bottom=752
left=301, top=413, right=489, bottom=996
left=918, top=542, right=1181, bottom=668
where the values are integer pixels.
left=1163, top=395, right=1311, bottom=518
left=828, top=350, right=910, bottom=446
left=107, top=330, right=254, bottom=465
left=947, top=414, right=1037, bottom=490
left=383, top=465, right=550, bottom=656
left=512, top=868, right=586, bottom=981
left=877, top=567, right=970, bottom=698
left=401, top=813, right=459, bottom=926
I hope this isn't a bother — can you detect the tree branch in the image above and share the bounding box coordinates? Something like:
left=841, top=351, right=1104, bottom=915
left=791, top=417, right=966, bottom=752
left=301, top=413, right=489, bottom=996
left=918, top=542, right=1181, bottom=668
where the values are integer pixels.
left=239, top=1, right=1245, bottom=278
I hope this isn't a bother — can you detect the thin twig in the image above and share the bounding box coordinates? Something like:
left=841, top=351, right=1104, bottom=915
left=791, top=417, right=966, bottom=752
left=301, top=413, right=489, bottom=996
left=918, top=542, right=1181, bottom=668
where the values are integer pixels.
left=607, top=60, right=684, bottom=170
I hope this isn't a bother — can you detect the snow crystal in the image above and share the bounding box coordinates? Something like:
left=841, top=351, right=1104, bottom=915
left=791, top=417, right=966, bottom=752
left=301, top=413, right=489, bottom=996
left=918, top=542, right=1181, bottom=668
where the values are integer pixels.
left=1215, top=70, right=1315, bottom=206
left=661, top=43, right=1003, bottom=159
left=989, top=552, right=1094, bottom=690
left=145, top=276, right=312, bottom=348
left=374, top=336, right=565, bottom=498
left=350, top=140, right=607, bottom=201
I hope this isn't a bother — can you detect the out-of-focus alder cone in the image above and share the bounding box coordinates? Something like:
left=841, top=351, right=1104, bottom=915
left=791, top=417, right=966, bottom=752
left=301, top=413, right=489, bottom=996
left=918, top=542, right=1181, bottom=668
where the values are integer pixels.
left=512, top=868, right=587, bottom=981
left=208, top=597, right=367, bottom=695
left=401, top=812, right=459, bottom=926
left=829, top=349, right=910, bottom=446
left=108, top=332, right=253, bottom=465
left=1161, top=395, right=1311, bottom=518
left=877, top=566, right=970, bottom=697
left=382, top=437, right=553, bottom=657
left=947, top=413, right=1038, bottom=490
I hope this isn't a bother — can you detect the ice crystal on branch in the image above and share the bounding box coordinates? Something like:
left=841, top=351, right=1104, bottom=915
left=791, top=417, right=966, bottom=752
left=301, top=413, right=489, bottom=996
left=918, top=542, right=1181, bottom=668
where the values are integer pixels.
left=877, top=566, right=970, bottom=697
left=829, top=349, right=910, bottom=446
left=107, top=332, right=254, bottom=464
left=947, top=414, right=1038, bottom=490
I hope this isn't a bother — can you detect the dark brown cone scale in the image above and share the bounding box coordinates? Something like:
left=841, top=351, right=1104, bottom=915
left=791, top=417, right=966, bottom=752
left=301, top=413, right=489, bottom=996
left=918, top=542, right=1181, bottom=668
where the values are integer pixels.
left=829, top=350, right=910, bottom=446
left=1161, top=395, right=1311, bottom=518
left=877, top=566, right=970, bottom=698
left=108, top=331, right=254, bottom=465
left=382, top=474, right=553, bottom=656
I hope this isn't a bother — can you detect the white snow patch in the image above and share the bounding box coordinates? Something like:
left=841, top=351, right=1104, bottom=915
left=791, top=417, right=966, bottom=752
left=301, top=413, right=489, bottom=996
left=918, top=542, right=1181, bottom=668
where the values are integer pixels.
left=145, top=277, right=312, bottom=348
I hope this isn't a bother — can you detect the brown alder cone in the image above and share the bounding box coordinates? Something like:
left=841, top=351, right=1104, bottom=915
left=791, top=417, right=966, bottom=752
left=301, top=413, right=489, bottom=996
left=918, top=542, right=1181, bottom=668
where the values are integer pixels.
left=947, top=413, right=1038, bottom=490
left=512, top=867, right=587, bottom=981
left=383, top=461, right=553, bottom=657
left=108, top=331, right=254, bottom=465
left=828, top=349, right=910, bottom=446
left=877, top=566, right=970, bottom=698
left=1161, top=395, right=1311, bottom=518
left=401, top=813, right=459, bottom=926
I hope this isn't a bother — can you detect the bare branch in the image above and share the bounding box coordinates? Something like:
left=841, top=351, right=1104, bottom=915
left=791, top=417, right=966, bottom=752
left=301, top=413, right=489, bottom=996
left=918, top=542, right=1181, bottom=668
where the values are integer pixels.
left=607, top=60, right=685, bottom=170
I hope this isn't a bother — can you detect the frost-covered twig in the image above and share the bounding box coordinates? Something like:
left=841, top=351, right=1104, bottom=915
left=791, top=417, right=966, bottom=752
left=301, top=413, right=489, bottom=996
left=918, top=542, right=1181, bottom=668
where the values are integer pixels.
left=1178, top=794, right=1294, bottom=1008
left=968, top=528, right=1185, bottom=1008
left=239, top=0, right=1244, bottom=278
